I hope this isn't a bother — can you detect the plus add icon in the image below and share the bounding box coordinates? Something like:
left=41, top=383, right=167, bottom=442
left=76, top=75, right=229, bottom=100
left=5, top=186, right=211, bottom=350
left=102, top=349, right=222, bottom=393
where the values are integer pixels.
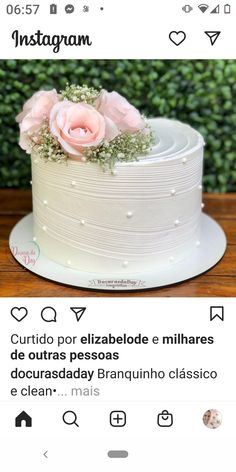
left=110, top=411, right=126, bottom=427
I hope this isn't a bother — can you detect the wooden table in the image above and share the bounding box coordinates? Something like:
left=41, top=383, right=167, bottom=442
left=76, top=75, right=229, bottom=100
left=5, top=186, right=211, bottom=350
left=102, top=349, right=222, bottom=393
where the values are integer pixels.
left=0, top=190, right=235, bottom=297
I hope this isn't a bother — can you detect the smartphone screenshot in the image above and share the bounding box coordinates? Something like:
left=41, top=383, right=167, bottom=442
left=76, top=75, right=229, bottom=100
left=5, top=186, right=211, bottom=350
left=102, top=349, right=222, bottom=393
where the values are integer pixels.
left=0, top=1, right=235, bottom=470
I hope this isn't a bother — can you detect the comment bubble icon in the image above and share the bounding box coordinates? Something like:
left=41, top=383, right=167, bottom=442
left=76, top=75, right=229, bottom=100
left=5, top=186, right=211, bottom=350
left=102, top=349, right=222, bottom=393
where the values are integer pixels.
left=41, top=306, right=57, bottom=323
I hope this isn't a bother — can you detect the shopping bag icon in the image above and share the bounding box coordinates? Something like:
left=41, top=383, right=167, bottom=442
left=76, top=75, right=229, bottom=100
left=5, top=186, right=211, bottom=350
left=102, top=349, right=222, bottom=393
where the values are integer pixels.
left=157, top=410, right=173, bottom=427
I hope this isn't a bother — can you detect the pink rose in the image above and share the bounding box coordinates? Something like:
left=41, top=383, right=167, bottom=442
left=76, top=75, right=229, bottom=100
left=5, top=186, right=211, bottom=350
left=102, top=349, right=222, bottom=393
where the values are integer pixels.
left=16, top=89, right=59, bottom=151
left=96, top=90, right=145, bottom=133
left=49, top=101, right=119, bottom=159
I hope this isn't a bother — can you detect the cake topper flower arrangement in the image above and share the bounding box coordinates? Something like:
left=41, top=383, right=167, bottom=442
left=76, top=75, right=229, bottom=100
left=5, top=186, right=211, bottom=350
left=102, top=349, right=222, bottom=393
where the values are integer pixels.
left=16, top=84, right=154, bottom=170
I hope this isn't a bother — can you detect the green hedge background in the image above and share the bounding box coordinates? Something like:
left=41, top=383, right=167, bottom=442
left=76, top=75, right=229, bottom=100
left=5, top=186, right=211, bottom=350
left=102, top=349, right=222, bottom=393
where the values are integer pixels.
left=0, top=59, right=236, bottom=192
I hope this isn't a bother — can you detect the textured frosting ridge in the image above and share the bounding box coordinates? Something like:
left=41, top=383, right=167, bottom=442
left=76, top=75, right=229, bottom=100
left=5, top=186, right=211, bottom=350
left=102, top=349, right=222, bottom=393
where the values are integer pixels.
left=32, top=118, right=204, bottom=274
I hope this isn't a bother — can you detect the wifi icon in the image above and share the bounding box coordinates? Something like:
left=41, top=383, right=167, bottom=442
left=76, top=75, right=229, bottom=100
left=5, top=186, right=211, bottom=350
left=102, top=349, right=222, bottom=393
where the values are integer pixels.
left=198, top=3, right=209, bottom=12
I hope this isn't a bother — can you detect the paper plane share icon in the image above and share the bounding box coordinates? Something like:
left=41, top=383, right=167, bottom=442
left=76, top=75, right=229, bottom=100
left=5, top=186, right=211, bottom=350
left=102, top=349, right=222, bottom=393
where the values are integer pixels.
left=205, top=31, right=221, bottom=45
left=70, top=307, right=86, bottom=322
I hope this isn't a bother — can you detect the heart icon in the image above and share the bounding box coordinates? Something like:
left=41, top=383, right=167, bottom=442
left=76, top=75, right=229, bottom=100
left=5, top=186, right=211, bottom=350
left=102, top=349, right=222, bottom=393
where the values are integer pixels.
left=11, top=307, right=28, bottom=322
left=169, top=31, right=186, bottom=46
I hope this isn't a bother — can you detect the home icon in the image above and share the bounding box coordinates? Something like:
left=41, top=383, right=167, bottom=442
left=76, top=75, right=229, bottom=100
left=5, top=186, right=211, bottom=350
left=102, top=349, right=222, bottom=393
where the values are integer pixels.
left=15, top=411, right=32, bottom=428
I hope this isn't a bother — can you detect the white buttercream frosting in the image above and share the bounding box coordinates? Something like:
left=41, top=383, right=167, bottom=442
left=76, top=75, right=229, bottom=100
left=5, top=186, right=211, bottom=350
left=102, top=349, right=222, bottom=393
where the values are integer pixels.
left=31, top=118, right=204, bottom=274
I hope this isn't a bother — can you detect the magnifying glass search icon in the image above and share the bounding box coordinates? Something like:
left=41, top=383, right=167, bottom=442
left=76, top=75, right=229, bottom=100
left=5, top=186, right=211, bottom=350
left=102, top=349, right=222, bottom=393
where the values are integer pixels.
left=62, top=410, right=79, bottom=427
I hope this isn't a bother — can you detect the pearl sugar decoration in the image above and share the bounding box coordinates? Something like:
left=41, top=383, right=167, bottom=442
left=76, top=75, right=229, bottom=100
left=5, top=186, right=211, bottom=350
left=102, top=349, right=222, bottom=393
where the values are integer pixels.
left=80, top=219, right=85, bottom=226
left=126, top=211, right=133, bottom=219
left=122, top=261, right=128, bottom=268
left=71, top=181, right=76, bottom=187
left=42, top=225, right=47, bottom=232
left=174, top=219, right=180, bottom=226
left=196, top=240, right=201, bottom=247
left=43, top=199, right=48, bottom=205
left=182, top=157, right=187, bottom=164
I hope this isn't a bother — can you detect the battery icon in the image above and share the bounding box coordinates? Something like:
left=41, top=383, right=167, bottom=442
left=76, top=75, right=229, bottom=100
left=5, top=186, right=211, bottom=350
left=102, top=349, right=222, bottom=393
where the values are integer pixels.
left=224, top=4, right=231, bottom=13
left=50, top=4, right=57, bottom=14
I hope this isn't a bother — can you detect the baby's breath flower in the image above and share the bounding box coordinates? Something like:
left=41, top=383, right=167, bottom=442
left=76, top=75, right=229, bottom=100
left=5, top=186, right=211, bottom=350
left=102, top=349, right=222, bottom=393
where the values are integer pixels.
left=60, top=83, right=101, bottom=105
left=27, top=111, right=154, bottom=170
left=31, top=120, right=68, bottom=164
left=84, top=125, right=155, bottom=170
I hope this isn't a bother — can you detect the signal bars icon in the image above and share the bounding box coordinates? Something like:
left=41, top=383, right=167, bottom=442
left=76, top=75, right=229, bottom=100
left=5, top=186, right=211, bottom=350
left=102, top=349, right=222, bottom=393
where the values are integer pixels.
left=211, top=4, right=220, bottom=13
left=183, top=3, right=231, bottom=14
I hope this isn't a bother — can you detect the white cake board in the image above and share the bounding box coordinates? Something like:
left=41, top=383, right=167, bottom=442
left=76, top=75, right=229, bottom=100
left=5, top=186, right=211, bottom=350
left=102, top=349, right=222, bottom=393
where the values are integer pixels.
left=9, top=213, right=226, bottom=292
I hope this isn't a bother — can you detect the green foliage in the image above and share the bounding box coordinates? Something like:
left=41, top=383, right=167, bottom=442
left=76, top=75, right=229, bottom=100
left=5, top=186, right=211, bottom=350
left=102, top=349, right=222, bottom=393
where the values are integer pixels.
left=0, top=59, right=236, bottom=191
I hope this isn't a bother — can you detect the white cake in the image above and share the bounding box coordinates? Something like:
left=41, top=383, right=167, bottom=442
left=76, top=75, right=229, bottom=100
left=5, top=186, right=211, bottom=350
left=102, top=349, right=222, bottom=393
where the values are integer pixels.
left=31, top=118, right=204, bottom=274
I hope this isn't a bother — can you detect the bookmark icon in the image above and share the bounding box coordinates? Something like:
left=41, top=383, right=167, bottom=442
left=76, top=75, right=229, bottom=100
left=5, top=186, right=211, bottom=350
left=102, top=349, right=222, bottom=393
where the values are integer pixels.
left=210, top=306, right=224, bottom=321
